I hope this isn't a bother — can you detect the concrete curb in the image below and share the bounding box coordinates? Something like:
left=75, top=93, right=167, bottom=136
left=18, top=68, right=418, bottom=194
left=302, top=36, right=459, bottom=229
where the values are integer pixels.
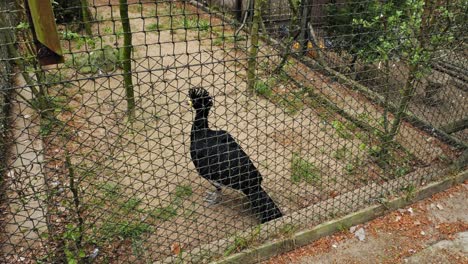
left=215, top=169, right=468, bottom=264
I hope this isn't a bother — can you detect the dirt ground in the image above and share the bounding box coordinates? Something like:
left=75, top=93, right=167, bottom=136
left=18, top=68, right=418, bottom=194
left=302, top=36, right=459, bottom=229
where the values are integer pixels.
left=265, top=181, right=468, bottom=264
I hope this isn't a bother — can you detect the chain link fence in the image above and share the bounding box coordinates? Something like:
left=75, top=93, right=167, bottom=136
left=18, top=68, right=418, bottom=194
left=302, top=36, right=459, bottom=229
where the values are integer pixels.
left=1, top=0, right=466, bottom=263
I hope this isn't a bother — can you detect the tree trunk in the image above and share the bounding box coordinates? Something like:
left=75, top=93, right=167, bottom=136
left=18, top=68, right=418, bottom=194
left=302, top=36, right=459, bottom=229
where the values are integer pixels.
left=247, top=0, right=264, bottom=93
left=119, top=0, right=136, bottom=121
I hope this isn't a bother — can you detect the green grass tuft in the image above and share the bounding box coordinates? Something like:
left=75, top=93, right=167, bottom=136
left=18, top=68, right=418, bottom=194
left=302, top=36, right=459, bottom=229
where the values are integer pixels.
left=291, top=153, right=321, bottom=184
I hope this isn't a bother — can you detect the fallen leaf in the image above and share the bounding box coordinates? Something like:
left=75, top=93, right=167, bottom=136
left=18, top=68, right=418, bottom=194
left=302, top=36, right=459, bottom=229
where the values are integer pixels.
left=171, top=243, right=181, bottom=255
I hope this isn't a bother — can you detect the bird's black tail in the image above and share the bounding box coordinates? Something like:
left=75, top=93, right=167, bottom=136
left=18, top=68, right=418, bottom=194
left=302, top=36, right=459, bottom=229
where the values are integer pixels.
left=244, top=186, right=283, bottom=223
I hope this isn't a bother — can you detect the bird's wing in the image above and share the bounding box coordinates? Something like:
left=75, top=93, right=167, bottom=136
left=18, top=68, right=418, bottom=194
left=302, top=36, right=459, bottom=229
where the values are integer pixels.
left=205, top=131, right=262, bottom=188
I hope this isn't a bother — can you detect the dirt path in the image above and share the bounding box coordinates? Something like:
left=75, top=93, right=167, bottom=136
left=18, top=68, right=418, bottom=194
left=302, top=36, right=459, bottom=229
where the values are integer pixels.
left=3, top=75, right=48, bottom=257
left=265, top=181, right=468, bottom=264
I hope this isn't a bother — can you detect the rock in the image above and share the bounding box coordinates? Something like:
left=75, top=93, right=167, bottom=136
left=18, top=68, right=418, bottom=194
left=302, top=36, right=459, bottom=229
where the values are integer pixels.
left=354, top=227, right=366, bottom=241
left=436, top=204, right=444, bottom=210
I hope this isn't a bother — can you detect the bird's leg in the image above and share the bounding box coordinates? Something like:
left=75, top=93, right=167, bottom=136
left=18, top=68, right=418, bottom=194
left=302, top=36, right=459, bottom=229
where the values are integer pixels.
left=205, top=182, right=222, bottom=205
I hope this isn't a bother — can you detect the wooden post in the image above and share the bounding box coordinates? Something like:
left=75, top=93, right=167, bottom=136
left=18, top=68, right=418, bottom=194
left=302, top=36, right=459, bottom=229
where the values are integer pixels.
left=119, top=0, right=136, bottom=121
left=26, top=0, right=64, bottom=65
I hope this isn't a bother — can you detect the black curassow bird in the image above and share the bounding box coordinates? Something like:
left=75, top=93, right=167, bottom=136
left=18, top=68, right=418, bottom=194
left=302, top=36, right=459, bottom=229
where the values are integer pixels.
left=188, top=87, right=283, bottom=223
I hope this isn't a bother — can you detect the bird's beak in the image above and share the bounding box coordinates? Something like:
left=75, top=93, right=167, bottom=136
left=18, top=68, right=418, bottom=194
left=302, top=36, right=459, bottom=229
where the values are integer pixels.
left=187, top=100, right=192, bottom=107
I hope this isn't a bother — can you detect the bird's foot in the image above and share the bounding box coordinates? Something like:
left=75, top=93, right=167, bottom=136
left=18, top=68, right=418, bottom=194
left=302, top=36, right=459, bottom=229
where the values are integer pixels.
left=205, top=190, right=221, bottom=205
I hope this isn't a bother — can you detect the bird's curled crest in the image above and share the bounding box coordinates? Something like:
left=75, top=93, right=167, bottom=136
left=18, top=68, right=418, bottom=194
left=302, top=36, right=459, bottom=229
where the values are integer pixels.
left=189, top=87, right=213, bottom=109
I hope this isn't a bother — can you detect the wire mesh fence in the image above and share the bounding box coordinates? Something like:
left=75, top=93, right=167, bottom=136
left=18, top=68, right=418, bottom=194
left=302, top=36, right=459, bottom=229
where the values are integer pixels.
left=0, top=0, right=466, bottom=263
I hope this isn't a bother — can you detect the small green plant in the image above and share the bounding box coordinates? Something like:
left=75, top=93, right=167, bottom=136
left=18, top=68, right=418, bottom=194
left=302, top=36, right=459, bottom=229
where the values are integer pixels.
left=278, top=91, right=304, bottom=115
left=332, top=146, right=348, bottom=160
left=39, top=117, right=61, bottom=136
left=150, top=206, right=177, bottom=221
left=213, top=32, right=245, bottom=46
left=61, top=30, right=81, bottom=40
left=101, top=220, right=152, bottom=240
left=291, top=153, right=321, bottom=184
left=100, top=183, right=121, bottom=199
left=175, top=185, right=193, bottom=199
left=148, top=184, right=193, bottom=222
left=278, top=223, right=298, bottom=237
left=60, top=30, right=97, bottom=49
left=337, top=222, right=350, bottom=232
left=63, top=223, right=86, bottom=264
left=213, top=37, right=223, bottom=46
left=393, top=165, right=409, bottom=178
left=198, top=19, right=210, bottom=31
left=224, top=236, right=248, bottom=256
left=103, top=26, right=113, bottom=34
left=122, top=198, right=142, bottom=212
left=16, top=22, right=30, bottom=30
left=146, top=22, right=160, bottom=31
left=358, top=143, right=367, bottom=151
left=224, top=225, right=261, bottom=257
left=331, top=120, right=353, bottom=139
left=344, top=163, right=355, bottom=175
left=254, top=80, right=273, bottom=97
left=402, top=184, right=416, bottom=201
left=66, top=45, right=123, bottom=74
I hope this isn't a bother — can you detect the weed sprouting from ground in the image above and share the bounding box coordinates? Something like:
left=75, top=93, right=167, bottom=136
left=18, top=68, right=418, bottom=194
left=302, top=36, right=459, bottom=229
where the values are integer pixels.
left=224, top=225, right=261, bottom=256
left=84, top=182, right=194, bottom=259
left=255, top=80, right=273, bottom=97
left=291, top=153, right=321, bottom=184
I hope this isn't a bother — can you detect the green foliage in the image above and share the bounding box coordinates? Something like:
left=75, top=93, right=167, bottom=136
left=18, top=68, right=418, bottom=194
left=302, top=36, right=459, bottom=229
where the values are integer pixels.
left=174, top=185, right=193, bottom=199
left=61, top=30, right=81, bottom=40
left=332, top=146, right=348, bottom=160
left=224, top=236, right=248, bottom=256
left=146, top=21, right=172, bottom=32
left=149, top=206, right=177, bottom=221
left=100, top=183, right=121, bottom=199
left=291, top=153, right=321, bottom=184
left=146, top=22, right=160, bottom=31
left=63, top=224, right=86, bottom=264
left=345, top=163, right=355, bottom=175
left=66, top=45, right=123, bottom=74
left=16, top=22, right=30, bottom=31
left=213, top=32, right=245, bottom=46
left=149, top=184, right=193, bottom=222
left=101, top=220, right=153, bottom=240
left=325, top=1, right=391, bottom=58
left=331, top=120, right=354, bottom=139
left=122, top=198, right=143, bottom=212
left=254, top=80, right=273, bottom=97
left=182, top=17, right=210, bottom=31
left=402, top=184, right=416, bottom=201
left=278, top=223, right=298, bottom=237
left=224, top=226, right=261, bottom=256
left=60, top=30, right=97, bottom=49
